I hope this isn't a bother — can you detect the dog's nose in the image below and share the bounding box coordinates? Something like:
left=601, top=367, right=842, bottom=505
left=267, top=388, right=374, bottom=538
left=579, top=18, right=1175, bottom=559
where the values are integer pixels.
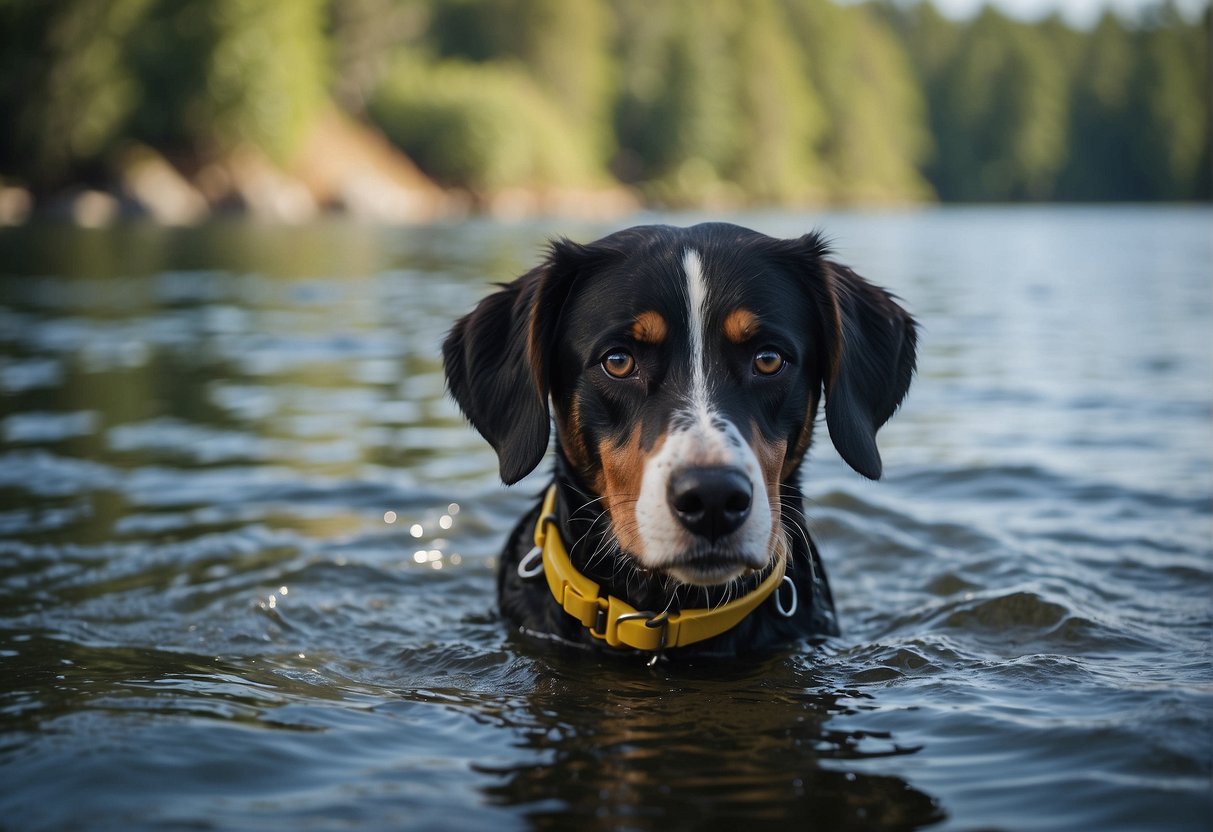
left=668, top=466, right=753, bottom=542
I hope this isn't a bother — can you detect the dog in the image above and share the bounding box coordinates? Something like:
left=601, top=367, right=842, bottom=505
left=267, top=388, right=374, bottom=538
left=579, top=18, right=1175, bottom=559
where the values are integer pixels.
left=443, top=223, right=916, bottom=657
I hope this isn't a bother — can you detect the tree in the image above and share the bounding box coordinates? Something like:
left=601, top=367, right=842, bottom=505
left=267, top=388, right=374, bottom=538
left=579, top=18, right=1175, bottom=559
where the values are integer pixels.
left=727, top=0, right=828, bottom=202
left=929, top=7, right=1070, bottom=200
left=610, top=0, right=744, bottom=201
left=129, top=0, right=330, bottom=163
left=428, top=0, right=616, bottom=168
left=1058, top=11, right=1141, bottom=199
left=1125, top=3, right=1210, bottom=199
left=0, top=0, right=154, bottom=187
left=783, top=0, right=932, bottom=202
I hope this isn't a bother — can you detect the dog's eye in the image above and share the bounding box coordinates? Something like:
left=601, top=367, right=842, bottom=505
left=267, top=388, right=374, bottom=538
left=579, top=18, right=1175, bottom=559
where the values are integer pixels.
left=753, top=349, right=785, bottom=376
left=601, top=350, right=637, bottom=378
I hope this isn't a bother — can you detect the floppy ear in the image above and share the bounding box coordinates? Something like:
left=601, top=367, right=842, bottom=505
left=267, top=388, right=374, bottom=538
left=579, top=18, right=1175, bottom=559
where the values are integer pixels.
left=441, top=239, right=599, bottom=485
left=819, top=261, right=917, bottom=480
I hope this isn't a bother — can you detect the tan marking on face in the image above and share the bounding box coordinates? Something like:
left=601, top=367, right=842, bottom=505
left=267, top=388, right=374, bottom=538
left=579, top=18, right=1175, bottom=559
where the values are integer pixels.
left=557, top=394, right=600, bottom=489
left=630, top=310, right=668, bottom=345
left=781, top=393, right=820, bottom=481
left=598, top=425, right=667, bottom=556
left=750, top=421, right=787, bottom=550
left=723, top=308, right=760, bottom=344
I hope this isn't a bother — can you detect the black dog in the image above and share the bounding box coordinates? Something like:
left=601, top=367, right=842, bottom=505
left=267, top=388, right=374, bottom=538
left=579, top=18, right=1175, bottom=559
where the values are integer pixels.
left=443, top=223, right=916, bottom=657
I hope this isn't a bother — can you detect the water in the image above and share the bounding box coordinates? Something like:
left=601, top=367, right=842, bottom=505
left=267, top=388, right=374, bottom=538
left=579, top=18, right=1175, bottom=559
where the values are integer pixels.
left=0, top=207, right=1209, bottom=830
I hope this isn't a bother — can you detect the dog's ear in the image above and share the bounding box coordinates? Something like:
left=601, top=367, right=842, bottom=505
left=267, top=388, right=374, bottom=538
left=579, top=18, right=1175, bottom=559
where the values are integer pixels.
left=442, top=239, right=602, bottom=485
left=816, top=260, right=917, bottom=480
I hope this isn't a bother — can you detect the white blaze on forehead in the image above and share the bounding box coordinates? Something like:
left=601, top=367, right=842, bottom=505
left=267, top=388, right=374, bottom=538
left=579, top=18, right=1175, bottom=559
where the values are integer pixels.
left=624, top=247, right=774, bottom=581
left=682, top=248, right=710, bottom=418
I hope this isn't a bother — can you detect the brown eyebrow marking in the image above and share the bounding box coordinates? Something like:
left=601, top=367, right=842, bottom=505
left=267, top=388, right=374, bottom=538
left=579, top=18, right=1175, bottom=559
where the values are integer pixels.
left=723, top=308, right=760, bottom=344
left=631, top=310, right=668, bottom=344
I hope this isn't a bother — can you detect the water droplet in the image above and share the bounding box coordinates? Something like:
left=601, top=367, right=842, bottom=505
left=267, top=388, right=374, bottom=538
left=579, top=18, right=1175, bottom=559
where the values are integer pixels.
left=384, top=510, right=397, bottom=524
left=410, top=523, right=423, bottom=538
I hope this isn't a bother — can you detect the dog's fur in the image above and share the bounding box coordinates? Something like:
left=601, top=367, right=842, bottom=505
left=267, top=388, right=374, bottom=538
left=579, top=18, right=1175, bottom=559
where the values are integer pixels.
left=443, top=223, right=916, bottom=655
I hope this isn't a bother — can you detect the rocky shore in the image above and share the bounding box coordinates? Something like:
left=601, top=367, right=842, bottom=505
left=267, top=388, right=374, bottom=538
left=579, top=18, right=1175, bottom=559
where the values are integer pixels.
left=0, top=109, right=639, bottom=227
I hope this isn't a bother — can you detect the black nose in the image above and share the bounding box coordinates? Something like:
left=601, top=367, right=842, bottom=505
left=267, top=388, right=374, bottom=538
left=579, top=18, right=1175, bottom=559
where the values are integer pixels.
left=668, top=466, right=753, bottom=542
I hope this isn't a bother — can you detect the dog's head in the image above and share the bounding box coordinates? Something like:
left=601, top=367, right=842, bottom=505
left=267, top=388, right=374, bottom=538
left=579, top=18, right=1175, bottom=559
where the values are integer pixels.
left=444, top=223, right=916, bottom=586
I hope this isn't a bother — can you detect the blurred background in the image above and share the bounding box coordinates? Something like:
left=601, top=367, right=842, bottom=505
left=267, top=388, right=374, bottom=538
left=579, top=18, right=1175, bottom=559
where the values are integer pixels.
left=1, top=3, right=1211, bottom=830
left=0, top=0, right=1208, bottom=227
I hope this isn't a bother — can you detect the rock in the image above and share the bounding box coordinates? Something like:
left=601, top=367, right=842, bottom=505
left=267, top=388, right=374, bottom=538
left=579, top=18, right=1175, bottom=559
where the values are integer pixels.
left=116, top=145, right=209, bottom=225
left=333, top=171, right=446, bottom=222
left=204, top=147, right=319, bottom=224
left=485, top=185, right=640, bottom=221
left=0, top=186, right=32, bottom=225
left=289, top=108, right=449, bottom=223
left=41, top=188, right=122, bottom=227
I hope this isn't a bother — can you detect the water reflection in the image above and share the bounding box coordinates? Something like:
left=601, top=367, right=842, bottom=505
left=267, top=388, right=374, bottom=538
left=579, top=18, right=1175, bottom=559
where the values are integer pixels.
left=473, top=651, right=944, bottom=830
left=0, top=210, right=1209, bottom=830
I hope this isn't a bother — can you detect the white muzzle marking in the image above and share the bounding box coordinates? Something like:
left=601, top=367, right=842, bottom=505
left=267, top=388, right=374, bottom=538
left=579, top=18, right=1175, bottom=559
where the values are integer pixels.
left=631, top=249, right=774, bottom=585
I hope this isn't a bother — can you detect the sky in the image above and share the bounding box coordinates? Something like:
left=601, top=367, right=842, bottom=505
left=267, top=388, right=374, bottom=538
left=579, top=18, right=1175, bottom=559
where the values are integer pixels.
left=910, top=0, right=1208, bottom=24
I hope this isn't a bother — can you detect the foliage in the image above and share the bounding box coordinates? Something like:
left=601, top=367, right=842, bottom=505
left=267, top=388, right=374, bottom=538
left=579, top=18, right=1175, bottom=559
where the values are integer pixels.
left=887, top=0, right=1210, bottom=202
left=1127, top=6, right=1210, bottom=199
left=132, top=0, right=331, bottom=162
left=930, top=7, right=1071, bottom=200
left=0, top=0, right=1208, bottom=203
left=782, top=0, right=932, bottom=202
left=429, top=0, right=616, bottom=166
left=608, top=0, right=832, bottom=205
left=0, top=0, right=328, bottom=188
left=0, top=0, right=154, bottom=187
left=369, top=55, right=599, bottom=190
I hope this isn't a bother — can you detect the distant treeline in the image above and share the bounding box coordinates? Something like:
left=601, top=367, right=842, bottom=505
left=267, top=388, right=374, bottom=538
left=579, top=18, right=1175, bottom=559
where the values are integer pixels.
left=1, top=0, right=1208, bottom=206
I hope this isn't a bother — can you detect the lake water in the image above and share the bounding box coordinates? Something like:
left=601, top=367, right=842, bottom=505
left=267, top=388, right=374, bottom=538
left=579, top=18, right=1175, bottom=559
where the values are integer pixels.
left=0, top=206, right=1209, bottom=830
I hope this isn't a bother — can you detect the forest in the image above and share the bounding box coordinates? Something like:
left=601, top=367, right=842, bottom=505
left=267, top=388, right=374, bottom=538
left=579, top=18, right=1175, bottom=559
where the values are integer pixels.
left=0, top=0, right=1208, bottom=221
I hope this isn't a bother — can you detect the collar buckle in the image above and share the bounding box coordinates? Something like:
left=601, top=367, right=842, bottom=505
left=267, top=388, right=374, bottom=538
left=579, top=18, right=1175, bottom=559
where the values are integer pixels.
left=533, top=485, right=787, bottom=652
left=614, top=610, right=670, bottom=652
left=592, top=605, right=609, bottom=638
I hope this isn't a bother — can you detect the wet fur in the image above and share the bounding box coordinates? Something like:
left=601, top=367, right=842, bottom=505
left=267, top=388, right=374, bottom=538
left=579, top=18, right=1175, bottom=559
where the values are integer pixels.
left=443, top=223, right=916, bottom=655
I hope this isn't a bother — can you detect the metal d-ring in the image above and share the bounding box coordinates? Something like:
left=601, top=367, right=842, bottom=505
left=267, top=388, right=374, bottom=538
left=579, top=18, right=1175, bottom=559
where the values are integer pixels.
left=517, top=545, right=544, bottom=579
left=773, top=575, right=798, bottom=618
left=615, top=610, right=670, bottom=652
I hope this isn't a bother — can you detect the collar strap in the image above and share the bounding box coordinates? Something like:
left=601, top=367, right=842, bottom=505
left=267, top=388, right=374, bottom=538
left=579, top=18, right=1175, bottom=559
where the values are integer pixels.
left=533, top=485, right=787, bottom=651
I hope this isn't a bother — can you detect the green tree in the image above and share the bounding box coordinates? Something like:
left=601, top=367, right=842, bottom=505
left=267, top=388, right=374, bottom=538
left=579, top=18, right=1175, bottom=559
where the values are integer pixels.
left=610, top=0, right=742, bottom=200
left=783, top=0, right=932, bottom=202
left=1125, top=4, right=1209, bottom=199
left=328, top=0, right=431, bottom=114
left=427, top=0, right=616, bottom=168
left=0, top=0, right=329, bottom=189
left=727, top=0, right=827, bottom=202
left=130, top=0, right=330, bottom=163
left=611, top=0, right=834, bottom=205
left=1058, top=11, right=1140, bottom=198
left=369, top=55, right=599, bottom=191
left=0, top=0, right=154, bottom=187
left=930, top=7, right=1070, bottom=200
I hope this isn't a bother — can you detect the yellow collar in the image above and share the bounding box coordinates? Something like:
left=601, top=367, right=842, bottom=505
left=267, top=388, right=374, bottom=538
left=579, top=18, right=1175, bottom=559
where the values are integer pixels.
left=531, top=485, right=787, bottom=651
